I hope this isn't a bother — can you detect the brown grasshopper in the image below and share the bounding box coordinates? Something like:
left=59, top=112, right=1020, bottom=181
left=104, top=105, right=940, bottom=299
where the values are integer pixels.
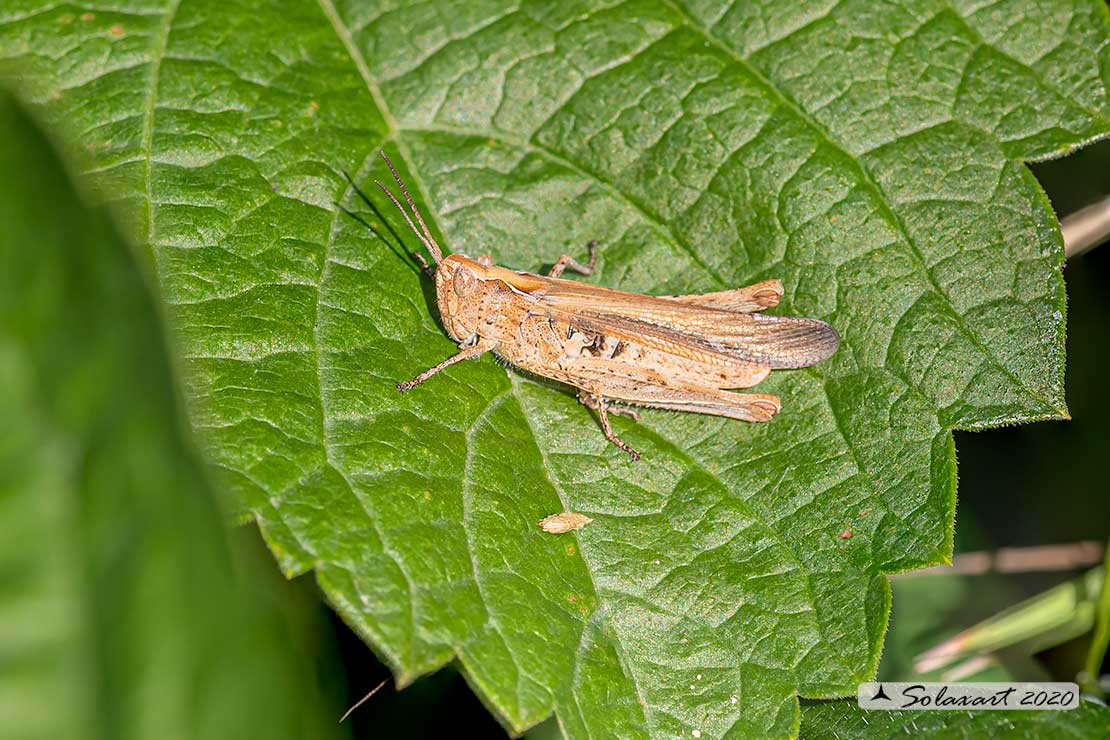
left=371, top=151, right=838, bottom=460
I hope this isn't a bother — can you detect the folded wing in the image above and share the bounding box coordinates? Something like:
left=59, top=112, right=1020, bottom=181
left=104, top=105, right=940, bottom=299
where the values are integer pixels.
left=531, top=279, right=839, bottom=369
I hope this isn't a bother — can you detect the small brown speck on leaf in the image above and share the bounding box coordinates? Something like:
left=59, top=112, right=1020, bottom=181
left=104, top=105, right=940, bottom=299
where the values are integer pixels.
left=109, top=25, right=123, bottom=35
left=80, top=12, right=95, bottom=21
left=840, top=529, right=853, bottom=539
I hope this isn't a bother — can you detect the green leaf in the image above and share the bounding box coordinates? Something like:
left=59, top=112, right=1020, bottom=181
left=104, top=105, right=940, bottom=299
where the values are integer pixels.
left=0, top=94, right=345, bottom=740
left=2, top=1, right=1108, bottom=737
left=799, top=699, right=1110, bottom=739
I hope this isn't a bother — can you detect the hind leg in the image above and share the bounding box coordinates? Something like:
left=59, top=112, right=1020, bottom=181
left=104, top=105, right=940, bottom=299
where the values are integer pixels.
left=616, top=385, right=781, bottom=422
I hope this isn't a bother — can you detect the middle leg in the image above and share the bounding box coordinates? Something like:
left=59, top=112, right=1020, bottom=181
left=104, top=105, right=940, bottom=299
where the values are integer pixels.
left=548, top=240, right=598, bottom=278
left=577, top=389, right=640, bottom=421
left=578, top=388, right=641, bottom=461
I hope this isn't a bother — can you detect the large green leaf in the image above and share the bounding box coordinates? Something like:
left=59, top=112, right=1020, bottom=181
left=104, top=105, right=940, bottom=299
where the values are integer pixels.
left=2, top=1, right=1107, bottom=737
left=0, top=95, right=345, bottom=740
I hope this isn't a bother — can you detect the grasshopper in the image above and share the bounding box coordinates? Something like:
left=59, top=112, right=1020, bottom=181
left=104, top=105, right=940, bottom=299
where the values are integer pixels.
left=371, top=151, right=839, bottom=461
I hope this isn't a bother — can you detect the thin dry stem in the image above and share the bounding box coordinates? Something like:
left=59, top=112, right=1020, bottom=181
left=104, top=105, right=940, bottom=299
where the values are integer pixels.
left=1062, top=195, right=1110, bottom=259
left=340, top=678, right=389, bottom=723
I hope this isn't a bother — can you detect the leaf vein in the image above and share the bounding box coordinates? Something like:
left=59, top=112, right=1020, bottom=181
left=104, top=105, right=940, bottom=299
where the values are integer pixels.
left=664, top=0, right=1065, bottom=418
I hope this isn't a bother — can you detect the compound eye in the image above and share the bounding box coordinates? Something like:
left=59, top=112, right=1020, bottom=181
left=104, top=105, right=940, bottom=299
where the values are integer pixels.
left=453, top=266, right=478, bottom=297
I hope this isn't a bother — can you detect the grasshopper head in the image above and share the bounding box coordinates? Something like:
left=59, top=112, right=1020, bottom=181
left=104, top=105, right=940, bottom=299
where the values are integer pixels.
left=434, top=253, right=488, bottom=343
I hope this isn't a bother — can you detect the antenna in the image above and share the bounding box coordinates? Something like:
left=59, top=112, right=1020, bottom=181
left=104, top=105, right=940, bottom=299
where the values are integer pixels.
left=374, top=150, right=443, bottom=264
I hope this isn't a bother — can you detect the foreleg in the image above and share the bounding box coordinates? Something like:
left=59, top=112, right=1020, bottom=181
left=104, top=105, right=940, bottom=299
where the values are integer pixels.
left=396, top=339, right=496, bottom=391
